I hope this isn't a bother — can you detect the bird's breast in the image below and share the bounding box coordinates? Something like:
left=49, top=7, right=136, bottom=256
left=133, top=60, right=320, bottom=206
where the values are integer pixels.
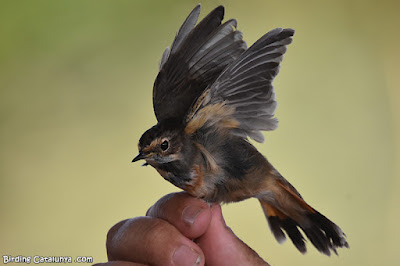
left=152, top=162, right=192, bottom=190
left=184, top=163, right=226, bottom=200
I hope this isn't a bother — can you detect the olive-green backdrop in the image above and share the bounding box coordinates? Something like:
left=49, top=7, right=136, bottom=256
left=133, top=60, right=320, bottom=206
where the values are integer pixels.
left=1, top=0, right=399, bottom=265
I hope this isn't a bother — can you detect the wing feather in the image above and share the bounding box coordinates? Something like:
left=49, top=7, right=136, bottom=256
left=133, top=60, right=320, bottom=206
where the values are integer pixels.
left=170, top=5, right=201, bottom=54
left=186, top=28, right=294, bottom=142
left=153, top=5, right=246, bottom=122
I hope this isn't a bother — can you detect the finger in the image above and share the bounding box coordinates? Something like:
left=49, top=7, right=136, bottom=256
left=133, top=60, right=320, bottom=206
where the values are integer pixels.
left=147, top=192, right=211, bottom=239
left=106, top=216, right=204, bottom=266
left=196, top=205, right=269, bottom=266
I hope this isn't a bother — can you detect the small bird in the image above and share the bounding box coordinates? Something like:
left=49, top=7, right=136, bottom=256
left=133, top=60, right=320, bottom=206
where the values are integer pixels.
left=132, top=5, right=349, bottom=255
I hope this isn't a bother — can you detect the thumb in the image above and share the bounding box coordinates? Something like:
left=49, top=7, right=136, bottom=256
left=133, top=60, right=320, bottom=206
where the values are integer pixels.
left=195, top=205, right=268, bottom=266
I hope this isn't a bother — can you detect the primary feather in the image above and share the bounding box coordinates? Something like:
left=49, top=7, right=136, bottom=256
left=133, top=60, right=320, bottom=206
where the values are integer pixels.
left=153, top=5, right=246, bottom=123
left=188, top=28, right=295, bottom=142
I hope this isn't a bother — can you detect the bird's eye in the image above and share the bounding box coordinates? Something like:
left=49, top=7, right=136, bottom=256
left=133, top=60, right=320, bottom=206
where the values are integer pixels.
left=160, top=140, right=169, bottom=151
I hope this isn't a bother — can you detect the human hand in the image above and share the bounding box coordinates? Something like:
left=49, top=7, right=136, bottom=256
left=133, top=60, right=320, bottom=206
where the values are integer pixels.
left=95, top=192, right=268, bottom=266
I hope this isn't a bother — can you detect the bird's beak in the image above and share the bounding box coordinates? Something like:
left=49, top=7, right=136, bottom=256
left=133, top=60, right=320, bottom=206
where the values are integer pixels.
left=132, top=152, right=146, bottom=162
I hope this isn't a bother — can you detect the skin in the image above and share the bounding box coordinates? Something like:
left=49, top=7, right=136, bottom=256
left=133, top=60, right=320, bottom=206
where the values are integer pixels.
left=94, top=192, right=268, bottom=266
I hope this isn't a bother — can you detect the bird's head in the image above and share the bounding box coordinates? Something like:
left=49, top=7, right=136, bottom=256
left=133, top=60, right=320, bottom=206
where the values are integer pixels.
left=132, top=120, right=186, bottom=167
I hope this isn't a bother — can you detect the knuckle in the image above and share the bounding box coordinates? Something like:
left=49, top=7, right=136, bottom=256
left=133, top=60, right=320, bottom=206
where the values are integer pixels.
left=107, top=219, right=130, bottom=243
left=144, top=219, right=175, bottom=244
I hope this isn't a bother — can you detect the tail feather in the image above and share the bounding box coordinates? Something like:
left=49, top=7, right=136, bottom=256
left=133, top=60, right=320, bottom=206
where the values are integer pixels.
left=281, top=218, right=307, bottom=253
left=260, top=201, right=307, bottom=253
left=258, top=178, right=349, bottom=255
left=304, top=211, right=349, bottom=255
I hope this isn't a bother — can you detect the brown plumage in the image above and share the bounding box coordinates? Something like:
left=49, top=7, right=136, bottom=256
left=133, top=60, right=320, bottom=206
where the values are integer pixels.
left=132, top=4, right=349, bottom=256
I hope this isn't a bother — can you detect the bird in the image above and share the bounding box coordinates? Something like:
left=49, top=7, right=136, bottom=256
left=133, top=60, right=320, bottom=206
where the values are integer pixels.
left=132, top=4, right=349, bottom=256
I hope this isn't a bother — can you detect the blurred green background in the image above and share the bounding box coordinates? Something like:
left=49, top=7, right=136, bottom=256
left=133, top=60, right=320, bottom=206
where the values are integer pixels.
left=1, top=0, right=399, bottom=265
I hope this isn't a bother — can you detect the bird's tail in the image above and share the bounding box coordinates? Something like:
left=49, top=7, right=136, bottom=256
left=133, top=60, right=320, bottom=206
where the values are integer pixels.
left=258, top=178, right=349, bottom=255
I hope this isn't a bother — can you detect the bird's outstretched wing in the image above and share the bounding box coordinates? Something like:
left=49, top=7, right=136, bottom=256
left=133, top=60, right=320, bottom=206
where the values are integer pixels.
left=153, top=5, right=247, bottom=122
left=185, top=28, right=294, bottom=142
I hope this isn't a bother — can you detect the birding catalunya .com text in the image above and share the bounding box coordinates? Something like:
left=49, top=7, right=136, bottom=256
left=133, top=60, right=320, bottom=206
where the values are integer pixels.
left=2, top=255, right=93, bottom=264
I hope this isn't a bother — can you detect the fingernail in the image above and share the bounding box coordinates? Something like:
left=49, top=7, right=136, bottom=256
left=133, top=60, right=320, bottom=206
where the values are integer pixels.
left=182, top=205, right=205, bottom=225
left=173, top=245, right=201, bottom=266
